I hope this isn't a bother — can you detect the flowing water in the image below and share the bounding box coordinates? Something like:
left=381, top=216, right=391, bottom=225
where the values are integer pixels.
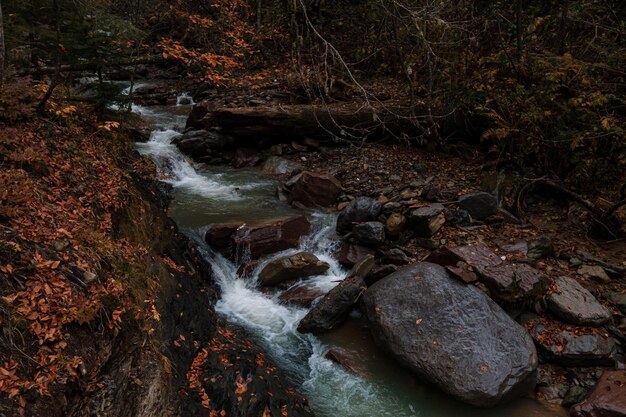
left=131, top=96, right=566, bottom=417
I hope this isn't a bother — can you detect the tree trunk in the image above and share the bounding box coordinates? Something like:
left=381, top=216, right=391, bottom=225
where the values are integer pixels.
left=37, top=0, right=61, bottom=114
left=0, top=0, right=5, bottom=90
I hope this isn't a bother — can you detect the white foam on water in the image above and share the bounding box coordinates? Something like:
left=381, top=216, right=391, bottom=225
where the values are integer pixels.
left=176, top=92, right=195, bottom=106
left=137, top=129, right=243, bottom=200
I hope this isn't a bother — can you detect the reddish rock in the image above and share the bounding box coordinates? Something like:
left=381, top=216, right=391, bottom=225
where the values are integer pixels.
left=334, top=242, right=375, bottom=267
left=205, top=222, right=244, bottom=254
left=278, top=285, right=325, bottom=307
left=571, top=371, right=626, bottom=417
left=232, top=148, right=262, bottom=168
left=237, top=260, right=260, bottom=278
left=426, top=244, right=548, bottom=303
left=325, top=347, right=366, bottom=377
left=259, top=252, right=330, bottom=286
left=231, top=215, right=311, bottom=260
left=286, top=171, right=342, bottom=208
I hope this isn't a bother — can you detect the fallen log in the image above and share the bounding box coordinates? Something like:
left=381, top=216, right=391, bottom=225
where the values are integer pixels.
left=187, top=101, right=427, bottom=142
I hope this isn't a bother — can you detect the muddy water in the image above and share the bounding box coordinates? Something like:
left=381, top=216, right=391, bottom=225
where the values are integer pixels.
left=132, top=99, right=567, bottom=417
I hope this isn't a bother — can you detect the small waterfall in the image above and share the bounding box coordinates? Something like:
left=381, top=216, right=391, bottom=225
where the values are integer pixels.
left=176, top=92, right=195, bottom=106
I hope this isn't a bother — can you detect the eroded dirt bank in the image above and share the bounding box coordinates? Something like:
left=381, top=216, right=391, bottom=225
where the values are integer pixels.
left=0, top=118, right=311, bottom=417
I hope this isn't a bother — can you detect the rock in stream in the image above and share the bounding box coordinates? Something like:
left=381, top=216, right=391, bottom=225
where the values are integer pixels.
left=362, top=262, right=538, bottom=407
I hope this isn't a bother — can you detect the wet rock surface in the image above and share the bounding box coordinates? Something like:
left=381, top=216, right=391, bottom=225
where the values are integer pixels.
left=362, top=263, right=538, bottom=407
left=278, top=285, right=325, bottom=307
left=426, top=244, right=548, bottom=303
left=571, top=370, right=626, bottom=417
left=231, top=215, right=311, bottom=260
left=258, top=252, right=330, bottom=286
left=286, top=171, right=342, bottom=208
left=526, top=319, right=617, bottom=367
left=334, top=242, right=376, bottom=267
left=297, top=256, right=374, bottom=334
left=548, top=276, right=612, bottom=327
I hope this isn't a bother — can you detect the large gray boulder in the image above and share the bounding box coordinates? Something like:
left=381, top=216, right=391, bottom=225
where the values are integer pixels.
left=336, top=197, right=382, bottom=234
left=362, top=263, right=538, bottom=407
left=547, top=276, right=612, bottom=326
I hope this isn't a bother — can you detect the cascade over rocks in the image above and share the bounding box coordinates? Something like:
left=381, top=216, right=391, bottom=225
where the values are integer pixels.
left=336, top=197, right=382, bottom=234
left=297, top=256, right=375, bottom=334
left=230, top=215, right=311, bottom=260
left=547, top=276, right=612, bottom=326
left=362, top=263, right=538, bottom=407
left=258, top=252, right=330, bottom=286
left=203, top=216, right=314, bottom=261
left=426, top=244, right=548, bottom=303
left=205, top=222, right=244, bottom=253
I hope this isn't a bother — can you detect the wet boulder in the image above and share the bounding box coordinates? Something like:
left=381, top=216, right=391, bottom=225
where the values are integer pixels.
left=172, top=129, right=234, bottom=159
left=278, top=285, right=324, bottom=307
left=325, top=347, right=366, bottom=377
left=259, top=252, right=330, bottom=286
left=231, top=216, right=311, bottom=260
left=286, top=171, right=342, bottom=209
left=426, top=244, right=548, bottom=303
left=571, top=370, right=626, bottom=417
left=336, top=197, right=382, bottom=234
left=409, top=204, right=445, bottom=237
left=547, top=276, right=612, bottom=326
left=352, top=221, right=386, bottom=247
left=458, top=192, right=498, bottom=220
left=362, top=263, right=538, bottom=407
left=261, top=156, right=303, bottom=176
left=526, top=319, right=617, bottom=366
left=205, top=222, right=245, bottom=255
left=298, top=256, right=374, bottom=334
left=334, top=242, right=375, bottom=267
